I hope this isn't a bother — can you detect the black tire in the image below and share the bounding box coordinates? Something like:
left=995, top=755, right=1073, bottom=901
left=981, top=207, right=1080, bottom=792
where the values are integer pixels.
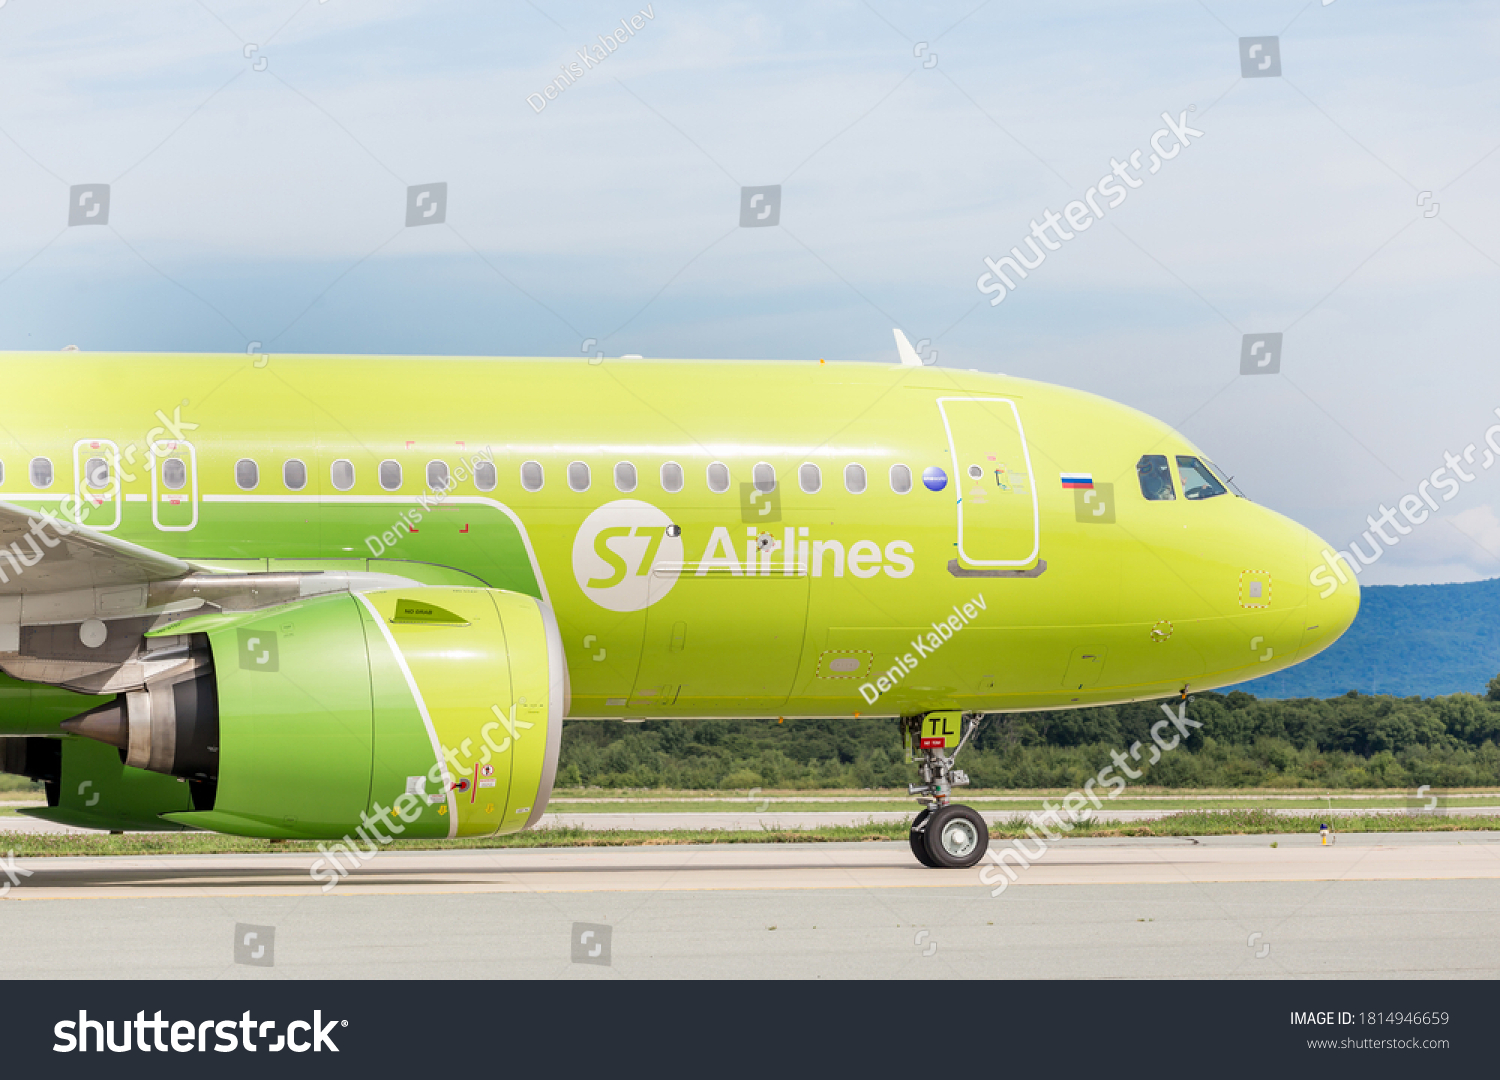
left=922, top=804, right=989, bottom=869
left=908, top=806, right=938, bottom=867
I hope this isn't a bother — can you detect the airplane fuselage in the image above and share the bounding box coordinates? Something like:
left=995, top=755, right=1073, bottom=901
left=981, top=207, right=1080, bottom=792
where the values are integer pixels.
left=0, top=351, right=1359, bottom=721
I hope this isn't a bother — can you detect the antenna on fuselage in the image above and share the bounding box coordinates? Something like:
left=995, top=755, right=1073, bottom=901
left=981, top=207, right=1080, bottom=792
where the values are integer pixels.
left=893, top=329, right=923, bottom=367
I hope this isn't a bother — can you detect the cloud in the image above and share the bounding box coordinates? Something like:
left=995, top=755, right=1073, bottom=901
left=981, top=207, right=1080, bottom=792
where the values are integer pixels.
left=0, top=0, right=1497, bottom=587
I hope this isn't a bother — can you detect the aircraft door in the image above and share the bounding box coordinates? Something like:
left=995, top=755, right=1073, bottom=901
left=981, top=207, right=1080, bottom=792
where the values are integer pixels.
left=150, top=439, right=198, bottom=531
left=938, top=397, right=1039, bottom=567
left=71, top=439, right=122, bottom=532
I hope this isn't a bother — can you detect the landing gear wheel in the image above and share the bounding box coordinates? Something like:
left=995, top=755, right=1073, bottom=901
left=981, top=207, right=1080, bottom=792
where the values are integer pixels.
left=922, top=804, right=989, bottom=869
left=909, top=806, right=937, bottom=868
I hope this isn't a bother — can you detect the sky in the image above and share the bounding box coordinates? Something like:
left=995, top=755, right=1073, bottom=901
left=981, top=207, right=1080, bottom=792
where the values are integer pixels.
left=0, top=0, right=1497, bottom=586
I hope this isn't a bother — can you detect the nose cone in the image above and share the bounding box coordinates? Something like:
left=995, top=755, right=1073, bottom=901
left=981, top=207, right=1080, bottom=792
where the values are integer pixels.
left=1300, top=532, right=1361, bottom=661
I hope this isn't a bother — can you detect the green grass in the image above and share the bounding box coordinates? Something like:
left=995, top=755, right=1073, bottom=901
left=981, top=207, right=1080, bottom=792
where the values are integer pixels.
left=1023, top=809, right=1500, bottom=837
left=548, top=785, right=1500, bottom=798
left=545, top=796, right=1500, bottom=813
left=1, top=811, right=1496, bottom=858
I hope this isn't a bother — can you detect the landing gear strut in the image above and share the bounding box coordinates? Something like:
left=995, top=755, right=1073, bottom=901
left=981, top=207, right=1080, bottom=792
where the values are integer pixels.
left=904, top=712, right=989, bottom=869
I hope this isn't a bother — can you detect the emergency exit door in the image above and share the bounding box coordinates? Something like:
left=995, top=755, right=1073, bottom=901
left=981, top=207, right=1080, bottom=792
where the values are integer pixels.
left=937, top=397, right=1039, bottom=567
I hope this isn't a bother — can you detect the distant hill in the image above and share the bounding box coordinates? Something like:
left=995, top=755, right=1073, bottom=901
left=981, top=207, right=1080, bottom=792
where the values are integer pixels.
left=1233, top=576, right=1500, bottom=699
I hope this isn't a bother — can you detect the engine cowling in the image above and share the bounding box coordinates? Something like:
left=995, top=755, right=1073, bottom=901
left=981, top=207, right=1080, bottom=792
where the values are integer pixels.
left=64, top=587, right=566, bottom=840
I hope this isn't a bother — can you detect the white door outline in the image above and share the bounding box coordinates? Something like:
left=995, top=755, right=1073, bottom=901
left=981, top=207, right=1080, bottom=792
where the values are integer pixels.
left=150, top=439, right=199, bottom=531
left=937, top=396, right=1040, bottom=567
left=71, top=438, right=122, bottom=532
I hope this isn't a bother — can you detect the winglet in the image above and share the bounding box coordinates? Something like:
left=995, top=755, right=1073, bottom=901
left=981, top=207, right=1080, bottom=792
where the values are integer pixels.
left=894, top=329, right=923, bottom=366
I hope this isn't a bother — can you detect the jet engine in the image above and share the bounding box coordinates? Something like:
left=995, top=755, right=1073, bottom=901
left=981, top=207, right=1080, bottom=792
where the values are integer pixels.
left=56, top=587, right=566, bottom=840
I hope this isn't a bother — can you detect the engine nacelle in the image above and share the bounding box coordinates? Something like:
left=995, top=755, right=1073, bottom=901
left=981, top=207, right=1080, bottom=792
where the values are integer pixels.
left=64, top=587, right=566, bottom=840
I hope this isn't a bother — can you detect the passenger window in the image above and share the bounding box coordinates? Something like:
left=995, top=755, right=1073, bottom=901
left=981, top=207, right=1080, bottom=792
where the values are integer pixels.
left=521, top=460, right=544, bottom=492
left=660, top=461, right=684, bottom=493
left=379, top=460, right=402, bottom=491
left=614, top=462, right=637, bottom=493
left=234, top=459, right=258, bottom=491
left=474, top=460, right=497, bottom=492
left=890, top=464, right=912, bottom=494
left=844, top=463, right=867, bottom=494
left=283, top=459, right=307, bottom=491
left=0, top=461, right=5, bottom=486
left=162, top=458, right=187, bottom=491
left=799, top=463, right=821, bottom=494
left=1176, top=456, right=1227, bottom=500
left=427, top=460, right=449, bottom=491
left=567, top=461, right=590, bottom=492
left=1136, top=455, right=1175, bottom=501
left=30, top=457, right=52, bottom=488
left=85, top=457, right=111, bottom=489
left=706, top=462, right=730, bottom=494
left=330, top=459, right=355, bottom=492
left=753, top=462, right=776, bottom=493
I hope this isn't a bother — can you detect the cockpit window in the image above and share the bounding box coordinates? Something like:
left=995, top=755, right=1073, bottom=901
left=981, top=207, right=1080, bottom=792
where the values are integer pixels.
left=1176, top=456, right=1228, bottom=500
left=1136, top=454, right=1175, bottom=501
left=1204, top=458, right=1247, bottom=499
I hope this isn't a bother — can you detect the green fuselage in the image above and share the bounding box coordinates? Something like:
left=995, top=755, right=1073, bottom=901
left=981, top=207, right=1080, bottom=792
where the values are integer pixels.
left=0, top=351, right=1358, bottom=721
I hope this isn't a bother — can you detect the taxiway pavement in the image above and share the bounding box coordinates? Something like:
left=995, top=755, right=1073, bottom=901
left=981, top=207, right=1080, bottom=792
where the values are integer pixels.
left=0, top=833, right=1497, bottom=978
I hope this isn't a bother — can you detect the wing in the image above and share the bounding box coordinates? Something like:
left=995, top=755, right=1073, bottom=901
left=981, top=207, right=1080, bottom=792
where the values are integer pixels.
left=0, top=501, right=415, bottom=693
left=0, top=500, right=190, bottom=596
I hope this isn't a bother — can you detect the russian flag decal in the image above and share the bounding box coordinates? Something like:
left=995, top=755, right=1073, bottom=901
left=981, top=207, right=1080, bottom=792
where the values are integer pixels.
left=1060, top=472, right=1094, bottom=489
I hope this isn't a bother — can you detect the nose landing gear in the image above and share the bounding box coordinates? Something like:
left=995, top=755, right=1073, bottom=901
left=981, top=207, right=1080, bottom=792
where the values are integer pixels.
left=905, top=712, right=989, bottom=869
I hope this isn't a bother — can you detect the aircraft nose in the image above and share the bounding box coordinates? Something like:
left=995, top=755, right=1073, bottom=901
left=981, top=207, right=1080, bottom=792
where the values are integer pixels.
left=1300, top=532, right=1360, bottom=661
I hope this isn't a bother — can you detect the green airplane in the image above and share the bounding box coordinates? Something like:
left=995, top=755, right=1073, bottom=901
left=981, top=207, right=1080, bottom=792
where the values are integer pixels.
left=0, top=335, right=1358, bottom=870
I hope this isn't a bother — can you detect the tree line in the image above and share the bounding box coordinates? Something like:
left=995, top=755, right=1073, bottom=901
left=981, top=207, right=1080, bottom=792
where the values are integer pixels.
left=556, top=678, right=1500, bottom=790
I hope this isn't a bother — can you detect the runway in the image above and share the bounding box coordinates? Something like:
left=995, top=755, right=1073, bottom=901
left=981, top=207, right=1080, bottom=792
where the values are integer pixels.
left=0, top=833, right=1497, bottom=978
left=5, top=830, right=1500, bottom=898
left=4, top=804, right=1496, bottom=834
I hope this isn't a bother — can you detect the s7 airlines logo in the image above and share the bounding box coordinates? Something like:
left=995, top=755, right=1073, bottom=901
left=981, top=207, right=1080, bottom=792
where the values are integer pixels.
left=573, top=500, right=915, bottom=612
left=572, top=500, right=685, bottom=612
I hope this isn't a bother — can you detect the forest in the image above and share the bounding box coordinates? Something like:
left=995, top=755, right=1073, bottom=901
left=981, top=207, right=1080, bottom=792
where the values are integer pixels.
left=557, top=677, right=1500, bottom=790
